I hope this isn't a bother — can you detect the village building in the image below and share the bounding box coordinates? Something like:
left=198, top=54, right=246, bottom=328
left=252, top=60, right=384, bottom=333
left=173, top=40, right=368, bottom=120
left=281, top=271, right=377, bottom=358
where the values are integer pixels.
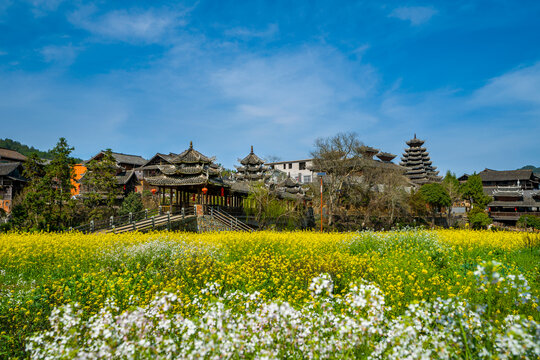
left=235, top=146, right=270, bottom=182
left=400, top=135, right=442, bottom=184
left=0, top=162, right=26, bottom=213
left=143, top=142, right=246, bottom=211
left=477, top=169, right=540, bottom=225
left=79, top=151, right=146, bottom=198
left=0, top=148, right=27, bottom=163
left=266, top=159, right=316, bottom=184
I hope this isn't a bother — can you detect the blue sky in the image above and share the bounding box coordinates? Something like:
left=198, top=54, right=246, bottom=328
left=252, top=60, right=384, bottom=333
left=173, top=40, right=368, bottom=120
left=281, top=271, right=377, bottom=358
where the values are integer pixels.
left=1, top=0, right=539, bottom=175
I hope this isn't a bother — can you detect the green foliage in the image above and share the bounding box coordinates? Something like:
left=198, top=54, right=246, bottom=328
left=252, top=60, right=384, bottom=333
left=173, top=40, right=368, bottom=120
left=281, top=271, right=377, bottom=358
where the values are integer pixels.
left=461, top=174, right=491, bottom=208
left=119, top=192, right=144, bottom=216
left=10, top=138, right=77, bottom=231
left=420, top=183, right=451, bottom=211
left=517, top=215, right=540, bottom=230
left=82, top=149, right=119, bottom=218
left=408, top=189, right=428, bottom=217
left=468, top=207, right=492, bottom=229
left=0, top=137, right=82, bottom=162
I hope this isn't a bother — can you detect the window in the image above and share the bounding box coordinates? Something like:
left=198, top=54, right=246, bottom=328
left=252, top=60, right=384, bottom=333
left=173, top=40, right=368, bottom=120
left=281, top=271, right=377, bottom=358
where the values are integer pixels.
left=283, top=164, right=286, bottom=170
left=288, top=163, right=292, bottom=169
left=304, top=175, right=311, bottom=183
left=299, top=162, right=306, bottom=170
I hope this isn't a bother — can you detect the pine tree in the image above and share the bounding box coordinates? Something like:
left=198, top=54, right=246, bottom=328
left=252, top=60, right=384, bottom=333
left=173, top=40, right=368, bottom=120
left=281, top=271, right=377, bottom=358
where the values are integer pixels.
left=82, top=149, right=119, bottom=218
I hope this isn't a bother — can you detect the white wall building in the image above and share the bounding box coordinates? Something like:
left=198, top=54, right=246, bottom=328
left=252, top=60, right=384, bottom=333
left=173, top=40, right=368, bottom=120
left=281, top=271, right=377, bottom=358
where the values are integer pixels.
left=266, top=159, right=316, bottom=184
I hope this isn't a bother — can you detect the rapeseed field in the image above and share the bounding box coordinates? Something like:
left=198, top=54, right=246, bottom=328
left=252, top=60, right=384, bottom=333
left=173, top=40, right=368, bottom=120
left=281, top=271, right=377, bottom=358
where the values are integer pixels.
left=1, top=230, right=539, bottom=358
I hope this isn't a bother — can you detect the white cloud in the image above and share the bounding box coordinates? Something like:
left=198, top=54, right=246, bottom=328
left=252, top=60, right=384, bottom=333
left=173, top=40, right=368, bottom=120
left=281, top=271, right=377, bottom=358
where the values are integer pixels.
left=389, top=6, right=438, bottom=26
left=212, top=47, right=378, bottom=130
left=470, top=62, right=540, bottom=106
left=68, top=5, right=186, bottom=43
left=26, top=0, right=64, bottom=16
left=40, top=44, right=80, bottom=66
left=225, top=24, right=279, bottom=39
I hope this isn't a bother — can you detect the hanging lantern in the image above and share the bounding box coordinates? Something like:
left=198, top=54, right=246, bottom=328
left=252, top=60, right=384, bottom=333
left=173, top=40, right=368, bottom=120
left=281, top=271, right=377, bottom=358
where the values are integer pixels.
left=221, top=187, right=224, bottom=197
left=202, top=187, right=208, bottom=195
left=151, top=188, right=157, bottom=194
left=192, top=194, right=196, bottom=201
left=123, top=185, right=126, bottom=191
left=515, top=207, right=518, bottom=212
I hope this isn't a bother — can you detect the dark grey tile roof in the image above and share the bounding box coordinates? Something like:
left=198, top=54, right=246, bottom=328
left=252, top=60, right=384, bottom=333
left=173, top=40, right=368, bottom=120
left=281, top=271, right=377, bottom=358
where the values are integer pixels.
left=116, top=170, right=137, bottom=185
left=88, top=151, right=147, bottom=166
left=479, top=169, right=537, bottom=182
left=0, top=148, right=27, bottom=162
left=239, top=146, right=265, bottom=166
left=0, top=162, right=22, bottom=176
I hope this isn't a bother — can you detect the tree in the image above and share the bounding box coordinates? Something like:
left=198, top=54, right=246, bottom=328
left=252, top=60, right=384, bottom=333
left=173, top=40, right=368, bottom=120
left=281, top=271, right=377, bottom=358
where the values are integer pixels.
left=245, top=182, right=299, bottom=229
left=461, top=174, right=491, bottom=209
left=420, top=183, right=451, bottom=226
left=82, top=149, right=119, bottom=218
left=442, top=171, right=462, bottom=226
left=11, top=138, right=77, bottom=230
left=310, top=132, right=366, bottom=228
left=468, top=207, right=492, bottom=229
left=119, top=192, right=144, bottom=217
left=44, top=138, right=76, bottom=229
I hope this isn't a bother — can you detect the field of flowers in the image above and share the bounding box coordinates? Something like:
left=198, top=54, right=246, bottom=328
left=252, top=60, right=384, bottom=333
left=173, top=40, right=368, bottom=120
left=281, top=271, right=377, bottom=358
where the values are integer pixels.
left=1, top=229, right=539, bottom=359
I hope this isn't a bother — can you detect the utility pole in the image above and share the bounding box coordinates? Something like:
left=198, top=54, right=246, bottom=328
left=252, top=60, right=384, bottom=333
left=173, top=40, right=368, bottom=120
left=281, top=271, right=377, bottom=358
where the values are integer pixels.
left=318, top=172, right=326, bottom=232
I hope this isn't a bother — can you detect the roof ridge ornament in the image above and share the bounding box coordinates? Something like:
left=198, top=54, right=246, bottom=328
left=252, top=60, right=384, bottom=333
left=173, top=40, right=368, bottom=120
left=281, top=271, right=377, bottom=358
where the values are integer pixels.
left=250, top=145, right=254, bottom=154
left=189, top=141, right=193, bottom=149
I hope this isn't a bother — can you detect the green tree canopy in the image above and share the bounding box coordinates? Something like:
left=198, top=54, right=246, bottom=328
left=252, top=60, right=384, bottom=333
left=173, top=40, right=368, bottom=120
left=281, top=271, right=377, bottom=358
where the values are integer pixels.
left=82, top=149, right=119, bottom=218
left=461, top=174, right=491, bottom=208
left=420, top=183, right=451, bottom=211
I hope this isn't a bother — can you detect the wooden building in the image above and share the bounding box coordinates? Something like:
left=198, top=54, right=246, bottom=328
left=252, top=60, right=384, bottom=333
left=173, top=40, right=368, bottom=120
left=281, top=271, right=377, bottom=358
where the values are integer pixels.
left=0, top=148, right=27, bottom=163
left=235, top=146, right=270, bottom=181
left=144, top=142, right=246, bottom=211
left=80, top=151, right=145, bottom=199
left=478, top=169, right=540, bottom=225
left=0, top=162, right=26, bottom=213
left=400, top=134, right=441, bottom=184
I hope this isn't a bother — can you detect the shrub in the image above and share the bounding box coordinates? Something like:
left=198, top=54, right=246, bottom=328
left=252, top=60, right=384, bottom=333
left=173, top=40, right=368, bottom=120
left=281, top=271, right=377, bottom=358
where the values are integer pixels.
left=517, top=215, right=540, bottom=230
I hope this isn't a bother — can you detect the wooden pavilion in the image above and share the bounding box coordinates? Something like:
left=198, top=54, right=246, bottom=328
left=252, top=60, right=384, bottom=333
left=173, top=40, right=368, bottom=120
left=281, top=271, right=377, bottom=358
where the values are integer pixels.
left=144, top=142, right=246, bottom=211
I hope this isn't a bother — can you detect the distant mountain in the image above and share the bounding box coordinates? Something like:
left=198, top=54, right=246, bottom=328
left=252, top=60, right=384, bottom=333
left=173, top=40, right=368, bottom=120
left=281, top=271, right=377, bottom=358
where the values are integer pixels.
left=520, top=165, right=540, bottom=176
left=0, top=138, right=82, bottom=162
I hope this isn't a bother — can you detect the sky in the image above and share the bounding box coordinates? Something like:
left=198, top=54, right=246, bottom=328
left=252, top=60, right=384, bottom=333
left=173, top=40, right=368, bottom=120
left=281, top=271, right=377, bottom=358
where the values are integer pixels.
left=1, top=0, right=539, bottom=175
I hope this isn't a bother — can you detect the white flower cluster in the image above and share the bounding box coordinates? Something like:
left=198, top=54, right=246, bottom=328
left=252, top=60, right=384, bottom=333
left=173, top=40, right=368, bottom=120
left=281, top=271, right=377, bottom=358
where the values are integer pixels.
left=26, top=274, right=540, bottom=359
left=474, top=260, right=536, bottom=306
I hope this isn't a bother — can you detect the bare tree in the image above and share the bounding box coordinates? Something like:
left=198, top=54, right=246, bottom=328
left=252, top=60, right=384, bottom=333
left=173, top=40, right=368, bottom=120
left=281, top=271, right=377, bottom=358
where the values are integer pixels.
left=310, top=132, right=367, bottom=227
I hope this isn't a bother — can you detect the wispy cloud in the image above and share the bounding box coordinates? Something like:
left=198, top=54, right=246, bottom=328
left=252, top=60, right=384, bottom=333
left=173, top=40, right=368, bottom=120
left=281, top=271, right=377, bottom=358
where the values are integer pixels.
left=389, top=6, right=438, bottom=26
left=470, top=62, right=540, bottom=106
left=25, top=0, right=64, bottom=16
left=40, top=44, right=80, bottom=66
left=68, top=5, right=187, bottom=43
left=225, top=24, right=279, bottom=39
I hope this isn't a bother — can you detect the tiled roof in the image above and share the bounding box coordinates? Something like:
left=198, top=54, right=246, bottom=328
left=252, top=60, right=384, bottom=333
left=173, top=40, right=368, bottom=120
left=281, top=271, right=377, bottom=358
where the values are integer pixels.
left=0, top=162, right=22, bottom=176
left=239, top=146, right=265, bottom=166
left=0, top=148, right=27, bottom=162
left=171, top=142, right=214, bottom=164
left=89, top=151, right=147, bottom=166
left=479, top=169, right=536, bottom=182
left=116, top=170, right=137, bottom=185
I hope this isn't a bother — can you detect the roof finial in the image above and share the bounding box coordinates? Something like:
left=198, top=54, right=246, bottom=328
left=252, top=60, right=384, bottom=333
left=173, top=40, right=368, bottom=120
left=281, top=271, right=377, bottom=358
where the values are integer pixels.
left=250, top=145, right=254, bottom=154
left=189, top=141, right=193, bottom=149
left=414, top=133, right=417, bottom=139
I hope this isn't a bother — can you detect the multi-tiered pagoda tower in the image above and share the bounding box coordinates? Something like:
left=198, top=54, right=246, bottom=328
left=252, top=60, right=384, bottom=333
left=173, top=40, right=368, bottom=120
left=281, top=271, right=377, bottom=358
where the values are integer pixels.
left=400, top=134, right=442, bottom=184
left=235, top=146, right=270, bottom=181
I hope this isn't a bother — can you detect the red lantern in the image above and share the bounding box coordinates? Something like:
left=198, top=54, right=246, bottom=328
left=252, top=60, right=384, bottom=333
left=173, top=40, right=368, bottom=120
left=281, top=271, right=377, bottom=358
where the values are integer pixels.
left=192, top=194, right=196, bottom=201
left=515, top=207, right=518, bottom=212
left=123, top=185, right=126, bottom=191
left=221, top=187, right=224, bottom=197
left=151, top=188, right=157, bottom=194
left=202, top=187, right=208, bottom=195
